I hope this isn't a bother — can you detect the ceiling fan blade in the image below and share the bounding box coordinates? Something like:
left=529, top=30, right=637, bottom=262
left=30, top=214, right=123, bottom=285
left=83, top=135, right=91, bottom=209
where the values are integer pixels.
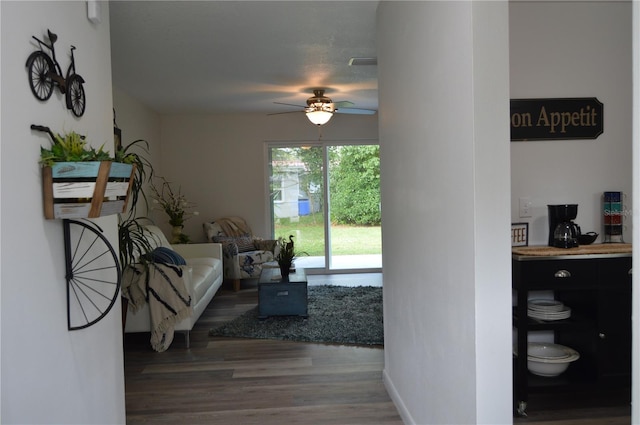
left=334, top=100, right=355, bottom=108
left=274, top=101, right=306, bottom=108
left=335, top=107, right=377, bottom=115
left=267, top=110, right=304, bottom=116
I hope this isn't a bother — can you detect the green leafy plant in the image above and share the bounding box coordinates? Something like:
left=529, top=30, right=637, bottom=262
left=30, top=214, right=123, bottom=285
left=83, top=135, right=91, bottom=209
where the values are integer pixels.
left=39, top=131, right=113, bottom=166
left=275, top=235, right=307, bottom=267
left=116, top=139, right=155, bottom=271
left=118, top=215, right=154, bottom=270
left=150, top=177, right=198, bottom=228
left=116, top=139, right=153, bottom=220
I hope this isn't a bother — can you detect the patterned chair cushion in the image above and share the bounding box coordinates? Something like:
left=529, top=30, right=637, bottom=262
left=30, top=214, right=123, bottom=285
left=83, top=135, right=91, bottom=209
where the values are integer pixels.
left=238, top=250, right=275, bottom=278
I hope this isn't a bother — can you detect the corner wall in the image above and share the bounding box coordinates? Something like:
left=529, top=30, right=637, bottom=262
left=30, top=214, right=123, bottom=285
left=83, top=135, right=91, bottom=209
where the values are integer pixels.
left=377, top=2, right=512, bottom=423
left=1, top=2, right=125, bottom=423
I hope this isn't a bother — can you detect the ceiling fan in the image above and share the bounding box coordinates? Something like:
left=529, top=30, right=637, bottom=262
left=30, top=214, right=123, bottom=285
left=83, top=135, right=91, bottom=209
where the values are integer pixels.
left=271, top=89, right=376, bottom=126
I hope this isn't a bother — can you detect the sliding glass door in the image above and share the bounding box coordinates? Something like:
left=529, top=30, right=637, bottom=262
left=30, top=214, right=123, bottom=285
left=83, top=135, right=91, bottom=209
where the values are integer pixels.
left=268, top=142, right=381, bottom=272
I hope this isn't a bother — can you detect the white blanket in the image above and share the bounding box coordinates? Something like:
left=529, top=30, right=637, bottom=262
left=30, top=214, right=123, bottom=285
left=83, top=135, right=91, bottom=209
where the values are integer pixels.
left=122, top=263, right=192, bottom=352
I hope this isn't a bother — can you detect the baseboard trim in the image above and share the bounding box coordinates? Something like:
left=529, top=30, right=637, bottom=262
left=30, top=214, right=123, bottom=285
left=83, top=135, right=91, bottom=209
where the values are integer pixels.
left=383, top=367, right=415, bottom=425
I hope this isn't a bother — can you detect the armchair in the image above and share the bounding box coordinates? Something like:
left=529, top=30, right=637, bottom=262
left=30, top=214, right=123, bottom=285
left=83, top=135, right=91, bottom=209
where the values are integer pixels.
left=203, top=217, right=278, bottom=291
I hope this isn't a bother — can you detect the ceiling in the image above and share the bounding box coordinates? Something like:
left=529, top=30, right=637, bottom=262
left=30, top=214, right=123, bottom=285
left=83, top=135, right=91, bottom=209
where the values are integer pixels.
left=109, top=1, right=379, bottom=116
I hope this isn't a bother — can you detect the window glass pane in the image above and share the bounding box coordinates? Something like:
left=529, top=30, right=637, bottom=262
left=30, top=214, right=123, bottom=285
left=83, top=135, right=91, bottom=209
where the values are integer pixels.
left=270, top=147, right=326, bottom=268
left=269, top=144, right=381, bottom=271
left=328, top=145, right=382, bottom=269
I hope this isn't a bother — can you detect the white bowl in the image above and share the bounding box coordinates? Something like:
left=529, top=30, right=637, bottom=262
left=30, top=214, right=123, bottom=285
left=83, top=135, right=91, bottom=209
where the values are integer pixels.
left=527, top=359, right=571, bottom=377
left=526, top=343, right=580, bottom=377
left=528, top=342, right=575, bottom=360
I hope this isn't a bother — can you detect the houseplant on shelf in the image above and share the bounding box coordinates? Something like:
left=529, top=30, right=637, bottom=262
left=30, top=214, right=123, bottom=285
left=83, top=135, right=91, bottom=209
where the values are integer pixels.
left=275, top=235, right=307, bottom=278
left=150, top=177, right=198, bottom=244
left=34, top=124, right=156, bottom=327
left=35, top=125, right=137, bottom=220
left=39, top=129, right=112, bottom=166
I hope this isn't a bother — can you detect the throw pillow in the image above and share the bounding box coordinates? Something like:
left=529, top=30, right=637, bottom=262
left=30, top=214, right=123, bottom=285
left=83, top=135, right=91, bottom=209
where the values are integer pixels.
left=254, top=238, right=277, bottom=252
left=212, top=234, right=256, bottom=253
left=143, top=247, right=187, bottom=265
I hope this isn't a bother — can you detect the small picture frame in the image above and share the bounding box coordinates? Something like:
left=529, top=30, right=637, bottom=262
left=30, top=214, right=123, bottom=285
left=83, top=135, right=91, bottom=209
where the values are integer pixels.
left=512, top=223, right=529, bottom=247
left=114, top=126, right=122, bottom=153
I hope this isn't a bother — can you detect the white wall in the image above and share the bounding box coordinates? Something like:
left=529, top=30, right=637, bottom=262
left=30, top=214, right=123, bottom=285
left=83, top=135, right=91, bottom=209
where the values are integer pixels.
left=510, top=2, right=632, bottom=245
left=1, top=2, right=126, bottom=424
left=377, top=2, right=512, bottom=424
left=157, top=113, right=378, bottom=242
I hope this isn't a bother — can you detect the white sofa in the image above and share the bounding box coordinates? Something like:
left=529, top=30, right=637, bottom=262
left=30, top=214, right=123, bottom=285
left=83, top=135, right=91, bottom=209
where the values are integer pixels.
left=124, top=225, right=223, bottom=348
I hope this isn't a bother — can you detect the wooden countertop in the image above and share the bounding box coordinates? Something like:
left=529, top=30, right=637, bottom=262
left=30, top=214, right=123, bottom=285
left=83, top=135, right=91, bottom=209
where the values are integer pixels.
left=513, top=243, right=632, bottom=259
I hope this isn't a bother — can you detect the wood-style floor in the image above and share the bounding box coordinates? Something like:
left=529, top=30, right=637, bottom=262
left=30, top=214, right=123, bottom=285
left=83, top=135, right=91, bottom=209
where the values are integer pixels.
left=124, top=277, right=631, bottom=425
left=124, top=277, right=402, bottom=425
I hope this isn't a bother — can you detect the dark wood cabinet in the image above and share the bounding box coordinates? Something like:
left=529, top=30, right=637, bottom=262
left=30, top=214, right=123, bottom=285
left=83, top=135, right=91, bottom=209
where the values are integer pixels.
left=512, top=247, right=632, bottom=416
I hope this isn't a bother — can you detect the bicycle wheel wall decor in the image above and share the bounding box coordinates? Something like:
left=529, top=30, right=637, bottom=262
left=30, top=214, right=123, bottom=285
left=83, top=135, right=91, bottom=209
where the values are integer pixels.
left=63, top=219, right=121, bottom=330
left=26, top=51, right=54, bottom=101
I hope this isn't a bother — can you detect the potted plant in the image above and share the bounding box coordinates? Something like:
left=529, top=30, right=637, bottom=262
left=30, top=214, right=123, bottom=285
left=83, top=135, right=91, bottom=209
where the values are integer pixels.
left=275, top=235, right=307, bottom=277
left=114, top=138, right=155, bottom=328
left=34, top=125, right=157, bottom=328
left=113, top=139, right=154, bottom=267
left=35, top=126, right=137, bottom=220
left=150, top=177, right=199, bottom=244
left=35, top=126, right=155, bottom=268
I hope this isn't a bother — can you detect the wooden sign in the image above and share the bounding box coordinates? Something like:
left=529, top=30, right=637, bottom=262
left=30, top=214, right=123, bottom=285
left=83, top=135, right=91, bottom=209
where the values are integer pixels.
left=512, top=223, right=529, bottom=247
left=510, top=98, right=603, bottom=141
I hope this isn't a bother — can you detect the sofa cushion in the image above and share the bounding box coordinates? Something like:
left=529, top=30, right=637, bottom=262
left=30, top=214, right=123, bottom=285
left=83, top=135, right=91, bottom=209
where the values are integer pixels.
left=143, top=247, right=187, bottom=265
left=187, top=257, right=221, bottom=303
left=143, top=225, right=172, bottom=249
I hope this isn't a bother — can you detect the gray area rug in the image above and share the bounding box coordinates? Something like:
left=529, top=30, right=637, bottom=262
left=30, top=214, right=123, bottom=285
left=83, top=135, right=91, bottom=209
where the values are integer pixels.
left=209, top=285, right=383, bottom=346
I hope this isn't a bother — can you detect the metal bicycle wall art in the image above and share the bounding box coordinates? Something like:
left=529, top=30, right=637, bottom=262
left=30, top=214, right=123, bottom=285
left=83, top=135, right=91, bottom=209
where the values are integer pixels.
left=31, top=125, right=122, bottom=330
left=63, top=218, right=121, bottom=331
left=26, top=29, right=86, bottom=117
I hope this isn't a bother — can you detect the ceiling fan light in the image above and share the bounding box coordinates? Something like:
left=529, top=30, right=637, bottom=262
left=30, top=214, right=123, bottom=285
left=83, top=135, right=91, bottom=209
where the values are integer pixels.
left=306, top=110, right=333, bottom=126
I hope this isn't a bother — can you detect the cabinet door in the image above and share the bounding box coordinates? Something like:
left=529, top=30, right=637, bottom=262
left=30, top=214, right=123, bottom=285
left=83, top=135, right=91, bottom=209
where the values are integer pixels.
left=597, top=257, right=632, bottom=383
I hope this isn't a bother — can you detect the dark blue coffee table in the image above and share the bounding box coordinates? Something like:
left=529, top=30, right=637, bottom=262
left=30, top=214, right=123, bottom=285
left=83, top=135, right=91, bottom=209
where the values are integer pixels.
left=258, top=268, right=308, bottom=319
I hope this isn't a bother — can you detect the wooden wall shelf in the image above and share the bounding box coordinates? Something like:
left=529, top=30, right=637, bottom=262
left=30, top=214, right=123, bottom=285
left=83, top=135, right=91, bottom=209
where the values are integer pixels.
left=42, top=161, right=135, bottom=219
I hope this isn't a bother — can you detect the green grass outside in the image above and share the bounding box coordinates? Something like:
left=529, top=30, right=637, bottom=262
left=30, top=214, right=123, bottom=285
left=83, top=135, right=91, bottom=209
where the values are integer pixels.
left=274, top=214, right=381, bottom=256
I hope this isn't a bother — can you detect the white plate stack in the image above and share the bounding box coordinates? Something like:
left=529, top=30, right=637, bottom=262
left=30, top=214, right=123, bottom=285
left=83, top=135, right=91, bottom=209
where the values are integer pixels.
left=527, top=299, right=571, bottom=321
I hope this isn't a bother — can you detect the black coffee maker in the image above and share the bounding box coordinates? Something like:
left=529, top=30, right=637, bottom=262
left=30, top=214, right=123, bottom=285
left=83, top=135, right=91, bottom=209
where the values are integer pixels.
left=548, top=204, right=581, bottom=248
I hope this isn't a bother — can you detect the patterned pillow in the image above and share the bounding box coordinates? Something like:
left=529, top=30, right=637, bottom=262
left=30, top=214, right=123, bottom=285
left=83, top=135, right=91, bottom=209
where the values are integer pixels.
left=212, top=234, right=256, bottom=253
left=142, top=247, right=187, bottom=265
left=254, top=238, right=277, bottom=252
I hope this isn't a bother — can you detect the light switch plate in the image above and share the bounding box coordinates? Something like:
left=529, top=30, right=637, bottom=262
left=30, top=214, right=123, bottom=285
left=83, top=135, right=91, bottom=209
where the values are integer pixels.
left=519, top=197, right=532, bottom=218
